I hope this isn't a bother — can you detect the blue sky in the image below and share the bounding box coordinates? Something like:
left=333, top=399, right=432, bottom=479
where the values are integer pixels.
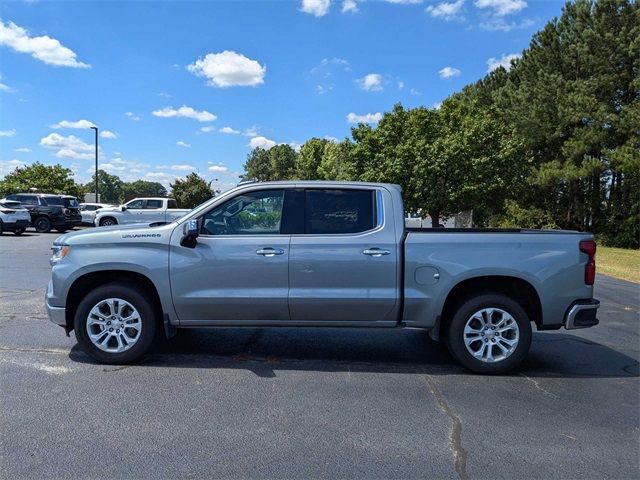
left=1, top=0, right=564, bottom=191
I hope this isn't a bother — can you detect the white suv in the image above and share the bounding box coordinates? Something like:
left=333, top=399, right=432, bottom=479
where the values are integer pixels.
left=0, top=199, right=31, bottom=235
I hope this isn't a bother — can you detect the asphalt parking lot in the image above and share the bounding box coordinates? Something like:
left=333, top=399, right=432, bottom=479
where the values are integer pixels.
left=1, top=231, right=638, bottom=479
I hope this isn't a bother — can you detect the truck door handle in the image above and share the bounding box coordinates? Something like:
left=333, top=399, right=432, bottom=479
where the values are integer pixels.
left=363, top=248, right=391, bottom=257
left=256, top=248, right=285, bottom=257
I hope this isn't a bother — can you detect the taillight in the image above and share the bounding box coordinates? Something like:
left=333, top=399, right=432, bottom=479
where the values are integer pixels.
left=0, top=208, right=15, bottom=214
left=580, top=240, right=596, bottom=285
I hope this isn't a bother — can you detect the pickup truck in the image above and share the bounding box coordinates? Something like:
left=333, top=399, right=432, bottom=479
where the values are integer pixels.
left=46, top=181, right=599, bottom=374
left=94, top=197, right=190, bottom=227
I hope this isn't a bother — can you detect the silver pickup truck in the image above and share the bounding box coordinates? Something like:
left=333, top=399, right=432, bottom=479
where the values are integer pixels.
left=94, top=197, right=190, bottom=227
left=46, top=181, right=599, bottom=374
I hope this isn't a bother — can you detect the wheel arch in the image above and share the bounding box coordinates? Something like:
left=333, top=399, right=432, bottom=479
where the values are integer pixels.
left=440, top=275, right=543, bottom=335
left=65, top=270, right=162, bottom=333
left=99, top=216, right=118, bottom=226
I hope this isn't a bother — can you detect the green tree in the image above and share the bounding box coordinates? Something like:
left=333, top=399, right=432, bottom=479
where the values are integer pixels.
left=0, top=162, right=83, bottom=197
left=170, top=172, right=214, bottom=209
left=243, top=148, right=274, bottom=181
left=296, top=138, right=329, bottom=179
left=270, top=144, right=297, bottom=180
left=242, top=144, right=298, bottom=181
left=85, top=170, right=123, bottom=204
left=122, top=180, right=167, bottom=201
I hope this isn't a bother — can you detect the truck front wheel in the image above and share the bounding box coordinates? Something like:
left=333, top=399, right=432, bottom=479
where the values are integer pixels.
left=446, top=294, right=532, bottom=374
left=74, top=283, right=157, bottom=364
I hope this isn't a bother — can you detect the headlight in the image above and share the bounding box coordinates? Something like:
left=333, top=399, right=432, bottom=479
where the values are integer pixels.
left=50, top=245, right=70, bottom=264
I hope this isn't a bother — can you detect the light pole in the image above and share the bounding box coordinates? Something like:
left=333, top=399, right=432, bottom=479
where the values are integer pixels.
left=90, top=126, right=98, bottom=202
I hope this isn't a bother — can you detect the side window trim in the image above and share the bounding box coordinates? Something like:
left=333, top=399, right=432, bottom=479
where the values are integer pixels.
left=198, top=188, right=287, bottom=237
left=300, top=188, right=381, bottom=236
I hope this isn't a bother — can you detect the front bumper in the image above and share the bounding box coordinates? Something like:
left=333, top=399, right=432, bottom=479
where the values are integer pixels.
left=564, top=299, right=600, bottom=329
left=45, top=283, right=66, bottom=327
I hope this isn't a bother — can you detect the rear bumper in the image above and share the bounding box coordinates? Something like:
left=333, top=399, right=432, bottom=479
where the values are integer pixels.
left=564, top=299, right=600, bottom=329
left=2, top=219, right=30, bottom=230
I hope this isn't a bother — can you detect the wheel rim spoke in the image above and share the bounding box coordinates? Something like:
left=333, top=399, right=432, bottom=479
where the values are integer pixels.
left=463, top=307, right=519, bottom=364
left=86, top=297, right=142, bottom=354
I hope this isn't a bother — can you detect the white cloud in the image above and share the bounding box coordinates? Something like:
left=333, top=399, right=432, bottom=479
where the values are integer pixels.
left=487, top=53, right=521, bottom=72
left=439, top=66, right=461, bottom=78
left=199, top=126, right=216, bottom=133
left=0, top=73, right=13, bottom=92
left=152, top=105, right=217, bottom=122
left=125, top=112, right=141, bottom=121
left=0, top=20, right=90, bottom=68
left=433, top=101, right=443, bottom=109
left=426, top=0, right=465, bottom=20
left=100, top=130, right=117, bottom=139
left=51, top=119, right=95, bottom=129
left=168, top=164, right=194, bottom=171
left=385, top=0, right=423, bottom=4
left=357, top=73, right=384, bottom=92
left=474, top=0, right=526, bottom=16
left=325, top=135, right=339, bottom=142
left=14, top=147, right=32, bottom=152
left=0, top=159, right=26, bottom=175
left=300, top=0, right=331, bottom=17
left=342, top=0, right=359, bottom=13
left=208, top=165, right=229, bottom=173
left=410, top=88, right=422, bottom=95
left=219, top=126, right=240, bottom=135
left=176, top=141, right=191, bottom=148
left=188, top=51, right=266, bottom=88
left=243, top=126, right=260, bottom=138
left=479, top=17, right=533, bottom=31
left=249, top=136, right=277, bottom=150
left=347, top=112, right=382, bottom=124
left=0, top=129, right=17, bottom=137
left=144, top=171, right=180, bottom=186
left=158, top=92, right=171, bottom=98
left=316, top=84, right=333, bottom=94
left=40, top=132, right=95, bottom=160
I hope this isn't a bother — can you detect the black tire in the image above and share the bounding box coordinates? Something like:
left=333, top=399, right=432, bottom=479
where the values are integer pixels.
left=33, top=216, right=52, bottom=233
left=74, top=283, right=158, bottom=364
left=446, top=293, right=532, bottom=375
left=99, top=217, right=117, bottom=227
left=56, top=228, right=68, bottom=233
left=0, top=221, right=3, bottom=235
left=14, top=228, right=25, bottom=235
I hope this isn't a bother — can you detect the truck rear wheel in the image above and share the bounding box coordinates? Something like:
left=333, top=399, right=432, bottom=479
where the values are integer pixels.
left=74, top=283, right=157, bottom=364
left=446, top=293, right=532, bottom=374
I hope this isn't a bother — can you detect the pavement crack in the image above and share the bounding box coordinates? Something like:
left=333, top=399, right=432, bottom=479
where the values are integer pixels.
left=423, top=372, right=469, bottom=480
left=519, top=373, right=558, bottom=398
left=0, top=346, right=69, bottom=355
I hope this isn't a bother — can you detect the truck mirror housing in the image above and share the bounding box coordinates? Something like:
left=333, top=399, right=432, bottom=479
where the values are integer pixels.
left=181, top=219, right=200, bottom=248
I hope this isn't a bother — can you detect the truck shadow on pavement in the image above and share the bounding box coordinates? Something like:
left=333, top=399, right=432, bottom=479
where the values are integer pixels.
left=69, top=328, right=639, bottom=379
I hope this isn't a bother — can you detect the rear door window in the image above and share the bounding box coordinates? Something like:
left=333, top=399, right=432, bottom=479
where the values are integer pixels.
left=304, top=189, right=376, bottom=234
left=42, top=196, right=63, bottom=206
left=145, top=200, right=163, bottom=209
left=167, top=199, right=178, bottom=209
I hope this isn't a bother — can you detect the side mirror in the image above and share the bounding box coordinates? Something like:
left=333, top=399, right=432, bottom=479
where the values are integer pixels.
left=180, top=219, right=200, bottom=248
left=121, top=205, right=127, bottom=212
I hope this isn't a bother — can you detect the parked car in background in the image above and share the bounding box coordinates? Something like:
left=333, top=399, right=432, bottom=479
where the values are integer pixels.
left=4, top=193, right=82, bottom=233
left=79, top=203, right=114, bottom=226
left=94, top=197, right=189, bottom=226
left=0, top=199, right=31, bottom=235
left=47, top=181, right=599, bottom=373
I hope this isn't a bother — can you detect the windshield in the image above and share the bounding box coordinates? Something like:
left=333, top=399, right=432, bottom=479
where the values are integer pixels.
left=42, top=196, right=63, bottom=206
left=63, top=197, right=79, bottom=207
